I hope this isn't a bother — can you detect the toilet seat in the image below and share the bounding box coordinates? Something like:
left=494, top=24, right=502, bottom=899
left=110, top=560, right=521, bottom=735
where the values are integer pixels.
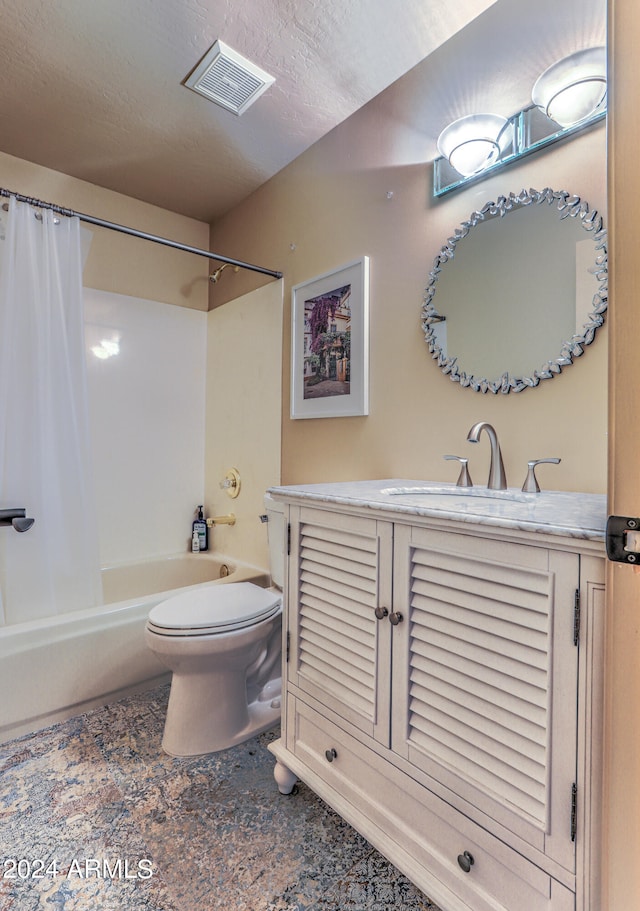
left=147, top=582, right=281, bottom=637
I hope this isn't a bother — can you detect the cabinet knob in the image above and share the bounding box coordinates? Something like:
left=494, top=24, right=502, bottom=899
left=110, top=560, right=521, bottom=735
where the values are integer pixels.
left=324, top=748, right=338, bottom=763
left=389, top=611, right=403, bottom=626
left=457, top=851, right=474, bottom=873
left=374, top=606, right=389, bottom=620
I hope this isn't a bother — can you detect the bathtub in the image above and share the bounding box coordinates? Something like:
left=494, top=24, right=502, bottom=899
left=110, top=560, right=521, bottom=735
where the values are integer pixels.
left=0, top=553, right=269, bottom=744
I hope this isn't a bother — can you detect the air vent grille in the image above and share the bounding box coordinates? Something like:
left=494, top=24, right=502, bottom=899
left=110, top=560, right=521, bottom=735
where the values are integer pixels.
left=185, top=40, right=275, bottom=115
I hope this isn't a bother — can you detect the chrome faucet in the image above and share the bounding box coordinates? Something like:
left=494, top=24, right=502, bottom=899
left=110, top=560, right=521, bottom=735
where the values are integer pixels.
left=466, top=422, right=507, bottom=490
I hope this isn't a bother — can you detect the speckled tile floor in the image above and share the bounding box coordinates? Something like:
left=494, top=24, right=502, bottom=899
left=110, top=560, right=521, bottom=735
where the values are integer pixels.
left=0, top=684, right=443, bottom=911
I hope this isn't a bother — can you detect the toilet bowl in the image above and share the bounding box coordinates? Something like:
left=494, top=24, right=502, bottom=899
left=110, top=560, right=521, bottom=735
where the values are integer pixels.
left=145, top=494, right=285, bottom=756
left=145, top=582, right=282, bottom=756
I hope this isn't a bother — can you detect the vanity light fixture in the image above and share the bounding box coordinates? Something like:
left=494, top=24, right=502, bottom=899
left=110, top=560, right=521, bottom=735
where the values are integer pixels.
left=436, top=114, right=512, bottom=178
left=434, top=46, right=607, bottom=197
left=532, top=47, right=607, bottom=128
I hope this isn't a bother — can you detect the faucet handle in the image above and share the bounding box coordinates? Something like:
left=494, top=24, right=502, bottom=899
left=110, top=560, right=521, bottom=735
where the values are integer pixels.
left=219, top=468, right=241, bottom=498
left=444, top=455, right=473, bottom=488
left=521, top=458, right=561, bottom=493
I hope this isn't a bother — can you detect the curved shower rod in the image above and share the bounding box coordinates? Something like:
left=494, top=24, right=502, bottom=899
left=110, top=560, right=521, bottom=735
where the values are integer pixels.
left=0, top=187, right=283, bottom=280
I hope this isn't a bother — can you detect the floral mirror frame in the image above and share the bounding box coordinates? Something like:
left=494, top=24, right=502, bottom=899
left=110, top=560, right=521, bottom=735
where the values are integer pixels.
left=421, top=188, right=608, bottom=394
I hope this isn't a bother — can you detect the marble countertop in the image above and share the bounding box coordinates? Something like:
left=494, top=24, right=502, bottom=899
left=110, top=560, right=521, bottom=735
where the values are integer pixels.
left=268, top=479, right=607, bottom=542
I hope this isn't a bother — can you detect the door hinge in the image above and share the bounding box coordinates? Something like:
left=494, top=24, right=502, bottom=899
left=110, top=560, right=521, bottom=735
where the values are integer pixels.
left=286, top=630, right=290, bottom=663
left=573, top=588, right=581, bottom=646
left=570, top=782, right=578, bottom=842
left=287, top=522, right=291, bottom=556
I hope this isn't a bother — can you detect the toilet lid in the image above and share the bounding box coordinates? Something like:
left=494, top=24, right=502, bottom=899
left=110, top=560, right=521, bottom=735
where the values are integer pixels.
left=147, top=582, right=281, bottom=635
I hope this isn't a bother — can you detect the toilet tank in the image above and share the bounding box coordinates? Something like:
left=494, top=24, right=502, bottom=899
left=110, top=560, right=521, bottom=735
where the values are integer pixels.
left=264, top=493, right=285, bottom=590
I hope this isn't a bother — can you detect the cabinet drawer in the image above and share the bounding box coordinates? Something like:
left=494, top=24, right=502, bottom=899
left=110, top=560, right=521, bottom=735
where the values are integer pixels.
left=291, top=697, right=574, bottom=911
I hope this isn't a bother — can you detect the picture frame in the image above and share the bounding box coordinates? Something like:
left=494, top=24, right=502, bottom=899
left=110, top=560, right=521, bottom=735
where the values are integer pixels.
left=290, top=256, right=369, bottom=419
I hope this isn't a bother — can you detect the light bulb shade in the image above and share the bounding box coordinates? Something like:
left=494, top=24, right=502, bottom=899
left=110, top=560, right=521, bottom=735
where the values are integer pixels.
left=532, top=47, right=606, bottom=128
left=436, top=114, right=511, bottom=178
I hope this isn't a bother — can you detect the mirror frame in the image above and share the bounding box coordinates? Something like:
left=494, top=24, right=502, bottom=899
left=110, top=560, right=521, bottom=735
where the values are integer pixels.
left=421, top=187, right=608, bottom=394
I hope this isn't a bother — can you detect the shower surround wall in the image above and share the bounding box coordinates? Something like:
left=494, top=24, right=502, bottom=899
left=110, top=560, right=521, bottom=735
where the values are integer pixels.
left=84, top=287, right=207, bottom=565
left=204, top=280, right=284, bottom=572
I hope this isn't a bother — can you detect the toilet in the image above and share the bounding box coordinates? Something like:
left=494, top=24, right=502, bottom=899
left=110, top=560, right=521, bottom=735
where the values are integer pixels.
left=144, top=495, right=284, bottom=756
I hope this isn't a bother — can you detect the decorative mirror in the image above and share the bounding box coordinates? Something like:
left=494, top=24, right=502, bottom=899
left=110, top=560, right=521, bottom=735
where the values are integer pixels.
left=421, top=188, right=608, bottom=393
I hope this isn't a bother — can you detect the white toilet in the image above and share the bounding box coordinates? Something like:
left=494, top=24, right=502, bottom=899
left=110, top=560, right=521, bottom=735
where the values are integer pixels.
left=144, top=495, right=284, bottom=756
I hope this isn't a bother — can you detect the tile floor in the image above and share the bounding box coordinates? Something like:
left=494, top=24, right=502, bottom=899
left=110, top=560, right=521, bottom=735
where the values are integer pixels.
left=0, top=684, right=442, bottom=910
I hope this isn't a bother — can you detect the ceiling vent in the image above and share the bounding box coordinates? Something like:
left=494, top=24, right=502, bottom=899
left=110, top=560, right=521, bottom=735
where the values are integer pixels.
left=184, top=40, right=275, bottom=116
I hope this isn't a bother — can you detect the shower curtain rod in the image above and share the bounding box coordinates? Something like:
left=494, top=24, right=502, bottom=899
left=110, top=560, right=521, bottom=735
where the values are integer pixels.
left=0, top=187, right=283, bottom=280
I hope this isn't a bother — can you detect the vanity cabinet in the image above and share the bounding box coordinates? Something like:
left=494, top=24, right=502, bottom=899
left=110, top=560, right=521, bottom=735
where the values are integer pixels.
left=269, top=487, right=605, bottom=911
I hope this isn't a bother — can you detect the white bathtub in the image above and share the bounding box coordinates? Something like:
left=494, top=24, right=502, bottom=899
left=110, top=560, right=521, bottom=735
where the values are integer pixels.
left=0, top=553, right=269, bottom=744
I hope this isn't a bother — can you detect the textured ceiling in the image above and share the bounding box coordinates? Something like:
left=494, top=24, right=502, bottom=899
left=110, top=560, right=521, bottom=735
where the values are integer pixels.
left=0, top=0, right=606, bottom=225
left=0, top=0, right=497, bottom=222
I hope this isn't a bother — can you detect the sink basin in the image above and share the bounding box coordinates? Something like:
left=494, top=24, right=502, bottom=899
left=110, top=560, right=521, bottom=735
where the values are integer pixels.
left=380, top=485, right=530, bottom=503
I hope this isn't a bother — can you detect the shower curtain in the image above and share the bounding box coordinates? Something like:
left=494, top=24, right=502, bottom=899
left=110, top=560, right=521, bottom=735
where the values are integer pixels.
left=0, top=197, right=102, bottom=625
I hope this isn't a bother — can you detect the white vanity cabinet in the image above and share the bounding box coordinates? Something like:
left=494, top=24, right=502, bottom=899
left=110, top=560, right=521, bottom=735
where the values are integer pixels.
left=268, top=483, right=606, bottom=911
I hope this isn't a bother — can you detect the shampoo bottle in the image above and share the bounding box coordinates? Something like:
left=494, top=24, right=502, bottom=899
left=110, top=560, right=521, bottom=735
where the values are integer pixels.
left=192, top=505, right=208, bottom=552
left=191, top=528, right=200, bottom=553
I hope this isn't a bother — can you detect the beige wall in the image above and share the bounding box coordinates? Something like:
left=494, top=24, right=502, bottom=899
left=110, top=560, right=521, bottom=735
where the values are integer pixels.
left=204, top=281, right=283, bottom=570
left=605, top=0, right=640, bottom=908
left=210, top=86, right=607, bottom=494
left=0, top=150, right=210, bottom=309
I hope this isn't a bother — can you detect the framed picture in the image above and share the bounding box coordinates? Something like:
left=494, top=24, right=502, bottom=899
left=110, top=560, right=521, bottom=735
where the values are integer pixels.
left=291, top=256, right=369, bottom=419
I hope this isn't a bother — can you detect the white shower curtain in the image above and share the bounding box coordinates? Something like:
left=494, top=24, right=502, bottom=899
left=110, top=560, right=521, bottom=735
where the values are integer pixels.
left=0, top=197, right=103, bottom=625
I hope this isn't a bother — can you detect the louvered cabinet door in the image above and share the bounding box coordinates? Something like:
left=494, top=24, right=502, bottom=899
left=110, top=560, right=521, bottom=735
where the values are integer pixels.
left=287, top=505, right=393, bottom=745
left=391, top=523, right=579, bottom=874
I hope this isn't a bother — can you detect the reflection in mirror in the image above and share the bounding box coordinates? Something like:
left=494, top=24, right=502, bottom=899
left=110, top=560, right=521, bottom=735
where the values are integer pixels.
left=422, top=188, right=608, bottom=394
